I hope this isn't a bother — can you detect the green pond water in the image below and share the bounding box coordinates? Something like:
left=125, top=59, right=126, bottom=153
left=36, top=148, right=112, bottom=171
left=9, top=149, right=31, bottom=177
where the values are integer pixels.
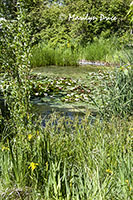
left=32, top=65, right=111, bottom=80
left=31, top=65, right=113, bottom=117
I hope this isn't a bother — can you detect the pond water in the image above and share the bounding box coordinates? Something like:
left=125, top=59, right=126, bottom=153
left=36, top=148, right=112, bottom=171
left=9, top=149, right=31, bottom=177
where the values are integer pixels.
left=0, top=65, right=113, bottom=125
left=32, top=65, right=110, bottom=81
left=31, top=65, right=112, bottom=124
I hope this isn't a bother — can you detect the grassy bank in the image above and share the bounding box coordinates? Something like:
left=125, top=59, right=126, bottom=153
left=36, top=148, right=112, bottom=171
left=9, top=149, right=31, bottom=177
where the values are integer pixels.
left=0, top=115, right=132, bottom=200
left=30, top=37, right=133, bottom=68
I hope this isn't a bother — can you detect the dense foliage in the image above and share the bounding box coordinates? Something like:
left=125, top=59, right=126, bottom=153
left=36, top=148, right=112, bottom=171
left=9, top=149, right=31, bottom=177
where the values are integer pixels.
left=0, top=0, right=32, bottom=136
left=0, top=0, right=132, bottom=199
left=28, top=0, right=132, bottom=45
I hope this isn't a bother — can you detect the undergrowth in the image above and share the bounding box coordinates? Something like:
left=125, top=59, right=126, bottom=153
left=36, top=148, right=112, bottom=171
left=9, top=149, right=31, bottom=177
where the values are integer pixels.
left=0, top=114, right=132, bottom=200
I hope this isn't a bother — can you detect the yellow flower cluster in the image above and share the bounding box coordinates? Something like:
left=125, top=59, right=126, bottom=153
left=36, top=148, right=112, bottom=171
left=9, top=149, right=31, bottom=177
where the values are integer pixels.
left=1, top=146, right=9, bottom=151
left=106, top=169, right=113, bottom=174
left=28, top=134, right=33, bottom=141
left=125, top=180, right=132, bottom=191
left=28, top=162, right=39, bottom=172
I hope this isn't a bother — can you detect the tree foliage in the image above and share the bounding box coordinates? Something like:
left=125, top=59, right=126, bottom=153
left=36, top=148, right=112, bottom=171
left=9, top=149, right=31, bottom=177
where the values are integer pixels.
left=28, top=0, right=132, bottom=45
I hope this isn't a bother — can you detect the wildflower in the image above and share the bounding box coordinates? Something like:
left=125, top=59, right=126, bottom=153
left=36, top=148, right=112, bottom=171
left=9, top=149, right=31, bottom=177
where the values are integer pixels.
left=125, top=180, right=132, bottom=191
left=1, top=146, right=9, bottom=151
left=36, top=130, right=39, bottom=135
left=106, top=169, right=113, bottom=174
left=129, top=128, right=133, bottom=131
left=125, top=180, right=129, bottom=184
left=67, top=43, right=70, bottom=48
left=28, top=134, right=33, bottom=141
left=70, top=182, right=72, bottom=188
left=28, top=162, right=38, bottom=172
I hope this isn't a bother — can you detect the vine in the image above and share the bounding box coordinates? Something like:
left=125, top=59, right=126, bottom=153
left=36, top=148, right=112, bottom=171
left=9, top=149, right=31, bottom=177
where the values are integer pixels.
left=1, top=0, right=32, bottom=136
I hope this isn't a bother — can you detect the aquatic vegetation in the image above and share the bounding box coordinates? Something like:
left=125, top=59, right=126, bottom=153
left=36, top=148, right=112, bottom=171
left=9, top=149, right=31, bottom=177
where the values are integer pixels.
left=99, top=65, right=133, bottom=117
left=30, top=75, right=92, bottom=103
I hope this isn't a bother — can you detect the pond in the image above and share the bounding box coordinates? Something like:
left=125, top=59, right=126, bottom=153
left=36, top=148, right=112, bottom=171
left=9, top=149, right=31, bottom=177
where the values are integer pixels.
left=0, top=64, right=113, bottom=125
left=31, top=65, right=113, bottom=124
left=32, top=64, right=111, bottom=81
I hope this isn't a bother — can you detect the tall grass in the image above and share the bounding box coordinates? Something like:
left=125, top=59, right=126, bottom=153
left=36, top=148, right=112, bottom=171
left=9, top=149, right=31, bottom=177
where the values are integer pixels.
left=30, top=37, right=132, bottom=67
left=30, top=42, right=78, bottom=67
left=0, top=114, right=132, bottom=199
left=99, top=65, right=133, bottom=118
left=82, top=37, right=115, bottom=62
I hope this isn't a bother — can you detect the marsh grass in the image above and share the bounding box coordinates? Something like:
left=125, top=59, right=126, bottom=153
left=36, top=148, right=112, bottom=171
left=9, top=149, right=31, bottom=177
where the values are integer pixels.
left=30, top=43, right=78, bottom=67
left=0, top=113, right=132, bottom=200
left=99, top=65, right=133, bottom=118
left=82, top=38, right=114, bottom=61
left=30, top=37, right=132, bottom=67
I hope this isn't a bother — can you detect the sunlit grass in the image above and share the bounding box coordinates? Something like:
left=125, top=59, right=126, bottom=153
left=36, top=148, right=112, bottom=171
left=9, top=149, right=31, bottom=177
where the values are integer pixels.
left=30, top=42, right=78, bottom=67
left=0, top=114, right=132, bottom=199
left=30, top=37, right=133, bottom=68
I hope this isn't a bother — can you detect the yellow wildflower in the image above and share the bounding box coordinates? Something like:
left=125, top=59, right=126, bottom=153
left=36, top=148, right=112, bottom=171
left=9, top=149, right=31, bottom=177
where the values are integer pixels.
left=106, top=169, right=113, bottom=174
left=67, top=43, right=70, bottom=48
left=125, top=180, right=132, bottom=191
left=70, top=182, right=72, bottom=188
left=36, top=130, right=39, bottom=135
left=125, top=180, right=129, bottom=184
left=28, top=134, right=33, bottom=141
left=129, top=128, right=133, bottom=131
left=2, top=146, right=9, bottom=151
left=28, top=162, right=38, bottom=172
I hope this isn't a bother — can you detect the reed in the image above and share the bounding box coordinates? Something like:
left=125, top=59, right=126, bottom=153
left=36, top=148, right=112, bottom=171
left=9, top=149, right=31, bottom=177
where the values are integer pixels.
left=0, top=114, right=132, bottom=199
